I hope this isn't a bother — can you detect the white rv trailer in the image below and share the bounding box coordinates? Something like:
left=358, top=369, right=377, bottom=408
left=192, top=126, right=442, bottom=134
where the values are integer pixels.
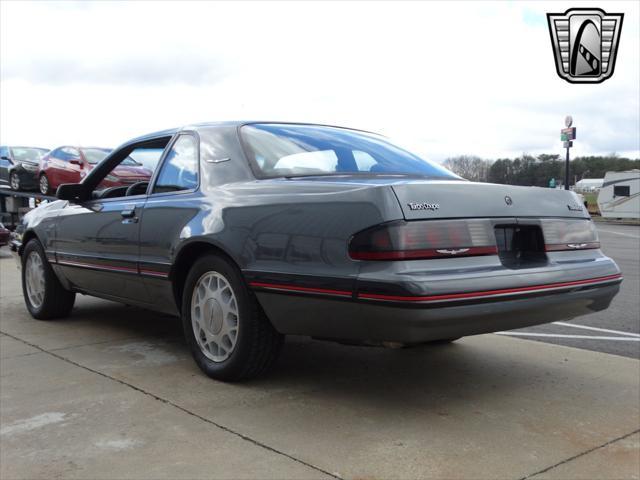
left=597, top=170, right=640, bottom=219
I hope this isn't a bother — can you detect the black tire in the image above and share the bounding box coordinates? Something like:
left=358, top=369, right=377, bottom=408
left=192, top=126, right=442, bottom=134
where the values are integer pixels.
left=21, top=239, right=75, bottom=320
left=181, top=254, right=283, bottom=381
left=10, top=172, right=20, bottom=191
left=39, top=174, right=49, bottom=195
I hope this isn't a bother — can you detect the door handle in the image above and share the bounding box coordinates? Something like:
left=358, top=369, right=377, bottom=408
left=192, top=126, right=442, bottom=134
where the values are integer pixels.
left=121, top=206, right=138, bottom=224
left=121, top=207, right=136, bottom=218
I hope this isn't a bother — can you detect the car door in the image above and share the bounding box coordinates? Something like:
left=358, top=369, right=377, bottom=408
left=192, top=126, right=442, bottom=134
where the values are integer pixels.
left=54, top=195, right=149, bottom=303
left=52, top=143, right=153, bottom=303
left=52, top=136, right=175, bottom=307
left=59, top=147, right=83, bottom=184
left=0, top=147, right=12, bottom=185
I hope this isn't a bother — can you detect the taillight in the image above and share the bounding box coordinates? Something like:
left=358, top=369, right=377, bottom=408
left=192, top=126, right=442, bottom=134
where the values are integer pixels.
left=349, top=220, right=498, bottom=261
left=542, top=219, right=600, bottom=251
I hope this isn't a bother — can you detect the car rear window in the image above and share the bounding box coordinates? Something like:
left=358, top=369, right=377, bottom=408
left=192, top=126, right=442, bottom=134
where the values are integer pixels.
left=240, top=123, right=459, bottom=179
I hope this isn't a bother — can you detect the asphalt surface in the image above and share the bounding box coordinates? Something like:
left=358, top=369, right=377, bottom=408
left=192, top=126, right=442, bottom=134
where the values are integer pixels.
left=505, top=223, right=640, bottom=359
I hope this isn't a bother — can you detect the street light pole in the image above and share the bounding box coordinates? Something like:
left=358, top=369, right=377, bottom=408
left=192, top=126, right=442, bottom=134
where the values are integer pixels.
left=565, top=144, right=570, bottom=190
left=561, top=115, right=575, bottom=191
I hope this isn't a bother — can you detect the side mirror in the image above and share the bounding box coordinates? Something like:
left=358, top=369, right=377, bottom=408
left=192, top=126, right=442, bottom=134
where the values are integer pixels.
left=0, top=155, right=10, bottom=161
left=69, top=159, right=82, bottom=166
left=57, top=183, right=88, bottom=202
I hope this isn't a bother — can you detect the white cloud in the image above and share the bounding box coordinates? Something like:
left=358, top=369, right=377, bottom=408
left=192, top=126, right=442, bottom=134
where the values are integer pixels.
left=1, top=0, right=638, bottom=161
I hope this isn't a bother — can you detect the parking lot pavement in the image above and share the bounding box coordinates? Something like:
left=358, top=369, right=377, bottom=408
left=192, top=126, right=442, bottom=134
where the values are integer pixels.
left=1, top=250, right=639, bottom=479
left=501, top=224, right=640, bottom=359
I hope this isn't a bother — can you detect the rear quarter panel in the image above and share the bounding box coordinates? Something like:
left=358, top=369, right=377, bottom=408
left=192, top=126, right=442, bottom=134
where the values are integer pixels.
left=140, top=179, right=404, bottom=309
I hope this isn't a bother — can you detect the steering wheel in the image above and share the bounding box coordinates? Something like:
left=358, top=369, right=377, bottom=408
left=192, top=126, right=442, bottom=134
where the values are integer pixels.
left=126, top=181, right=149, bottom=196
left=97, top=186, right=128, bottom=199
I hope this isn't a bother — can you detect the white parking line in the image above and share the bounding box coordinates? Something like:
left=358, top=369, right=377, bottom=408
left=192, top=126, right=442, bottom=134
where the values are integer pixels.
left=552, top=321, right=640, bottom=338
left=495, top=332, right=640, bottom=341
left=596, top=228, right=640, bottom=239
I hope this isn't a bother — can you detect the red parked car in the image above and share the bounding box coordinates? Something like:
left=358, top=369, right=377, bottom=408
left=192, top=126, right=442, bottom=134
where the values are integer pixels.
left=38, top=146, right=152, bottom=195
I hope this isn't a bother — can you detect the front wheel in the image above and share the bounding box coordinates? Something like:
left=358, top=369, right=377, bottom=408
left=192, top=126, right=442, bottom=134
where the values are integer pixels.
left=39, top=174, right=50, bottom=195
left=22, top=239, right=75, bottom=319
left=10, top=172, right=20, bottom=191
left=181, top=254, right=283, bottom=381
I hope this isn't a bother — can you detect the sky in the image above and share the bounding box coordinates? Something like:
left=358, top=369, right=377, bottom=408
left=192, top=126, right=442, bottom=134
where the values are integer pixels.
left=1, top=0, right=638, bottom=163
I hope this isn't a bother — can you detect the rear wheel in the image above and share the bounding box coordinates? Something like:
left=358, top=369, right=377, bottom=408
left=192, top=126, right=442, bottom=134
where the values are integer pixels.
left=181, top=254, right=283, bottom=381
left=10, top=172, right=20, bottom=191
left=22, top=239, right=75, bottom=319
left=39, top=174, right=50, bottom=195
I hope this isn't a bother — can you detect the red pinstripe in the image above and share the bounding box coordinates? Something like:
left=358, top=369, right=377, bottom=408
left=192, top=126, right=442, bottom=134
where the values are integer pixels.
left=250, top=274, right=622, bottom=303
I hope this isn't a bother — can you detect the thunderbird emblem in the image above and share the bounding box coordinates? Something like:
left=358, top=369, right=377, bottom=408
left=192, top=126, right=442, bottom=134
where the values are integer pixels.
left=547, top=8, right=624, bottom=84
left=436, top=248, right=470, bottom=255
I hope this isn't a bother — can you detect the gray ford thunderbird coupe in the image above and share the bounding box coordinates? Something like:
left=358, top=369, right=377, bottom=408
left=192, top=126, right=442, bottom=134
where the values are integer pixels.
left=13, top=122, right=622, bottom=380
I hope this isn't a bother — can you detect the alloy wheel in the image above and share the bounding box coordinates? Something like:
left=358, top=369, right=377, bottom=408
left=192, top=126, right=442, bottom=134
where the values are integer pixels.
left=39, top=175, right=49, bottom=195
left=190, top=271, right=240, bottom=362
left=25, top=251, right=45, bottom=308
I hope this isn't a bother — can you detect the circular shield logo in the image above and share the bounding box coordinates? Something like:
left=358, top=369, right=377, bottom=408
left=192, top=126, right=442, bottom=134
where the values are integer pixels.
left=505, top=196, right=513, bottom=205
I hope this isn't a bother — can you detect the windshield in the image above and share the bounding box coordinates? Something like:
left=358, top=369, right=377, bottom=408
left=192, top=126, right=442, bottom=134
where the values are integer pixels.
left=240, top=124, right=459, bottom=179
left=10, top=147, right=48, bottom=163
left=82, top=148, right=111, bottom=164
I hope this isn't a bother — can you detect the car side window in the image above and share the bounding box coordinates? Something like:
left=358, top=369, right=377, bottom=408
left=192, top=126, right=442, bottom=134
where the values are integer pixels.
left=353, top=150, right=377, bottom=171
left=0, top=146, right=9, bottom=160
left=60, top=147, right=80, bottom=162
left=153, top=135, right=198, bottom=194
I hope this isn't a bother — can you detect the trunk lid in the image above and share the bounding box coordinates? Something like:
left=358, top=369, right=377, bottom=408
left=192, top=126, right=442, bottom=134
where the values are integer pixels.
left=391, top=180, right=588, bottom=220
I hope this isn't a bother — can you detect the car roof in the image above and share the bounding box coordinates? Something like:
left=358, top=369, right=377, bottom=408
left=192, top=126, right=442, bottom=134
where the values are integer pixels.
left=188, top=120, right=380, bottom=134
left=108, top=121, right=385, bottom=152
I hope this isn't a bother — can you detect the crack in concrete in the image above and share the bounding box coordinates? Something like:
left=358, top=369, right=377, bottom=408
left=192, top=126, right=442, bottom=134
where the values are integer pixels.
left=0, top=336, right=153, bottom=360
left=0, top=330, right=341, bottom=480
left=521, top=428, right=640, bottom=479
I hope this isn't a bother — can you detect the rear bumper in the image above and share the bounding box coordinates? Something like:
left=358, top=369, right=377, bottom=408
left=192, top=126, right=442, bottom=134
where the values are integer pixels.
left=255, top=277, right=621, bottom=343
left=250, top=252, right=622, bottom=343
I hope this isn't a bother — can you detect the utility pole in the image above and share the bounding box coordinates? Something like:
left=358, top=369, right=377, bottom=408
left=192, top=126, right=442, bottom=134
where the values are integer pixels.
left=561, top=116, right=576, bottom=190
